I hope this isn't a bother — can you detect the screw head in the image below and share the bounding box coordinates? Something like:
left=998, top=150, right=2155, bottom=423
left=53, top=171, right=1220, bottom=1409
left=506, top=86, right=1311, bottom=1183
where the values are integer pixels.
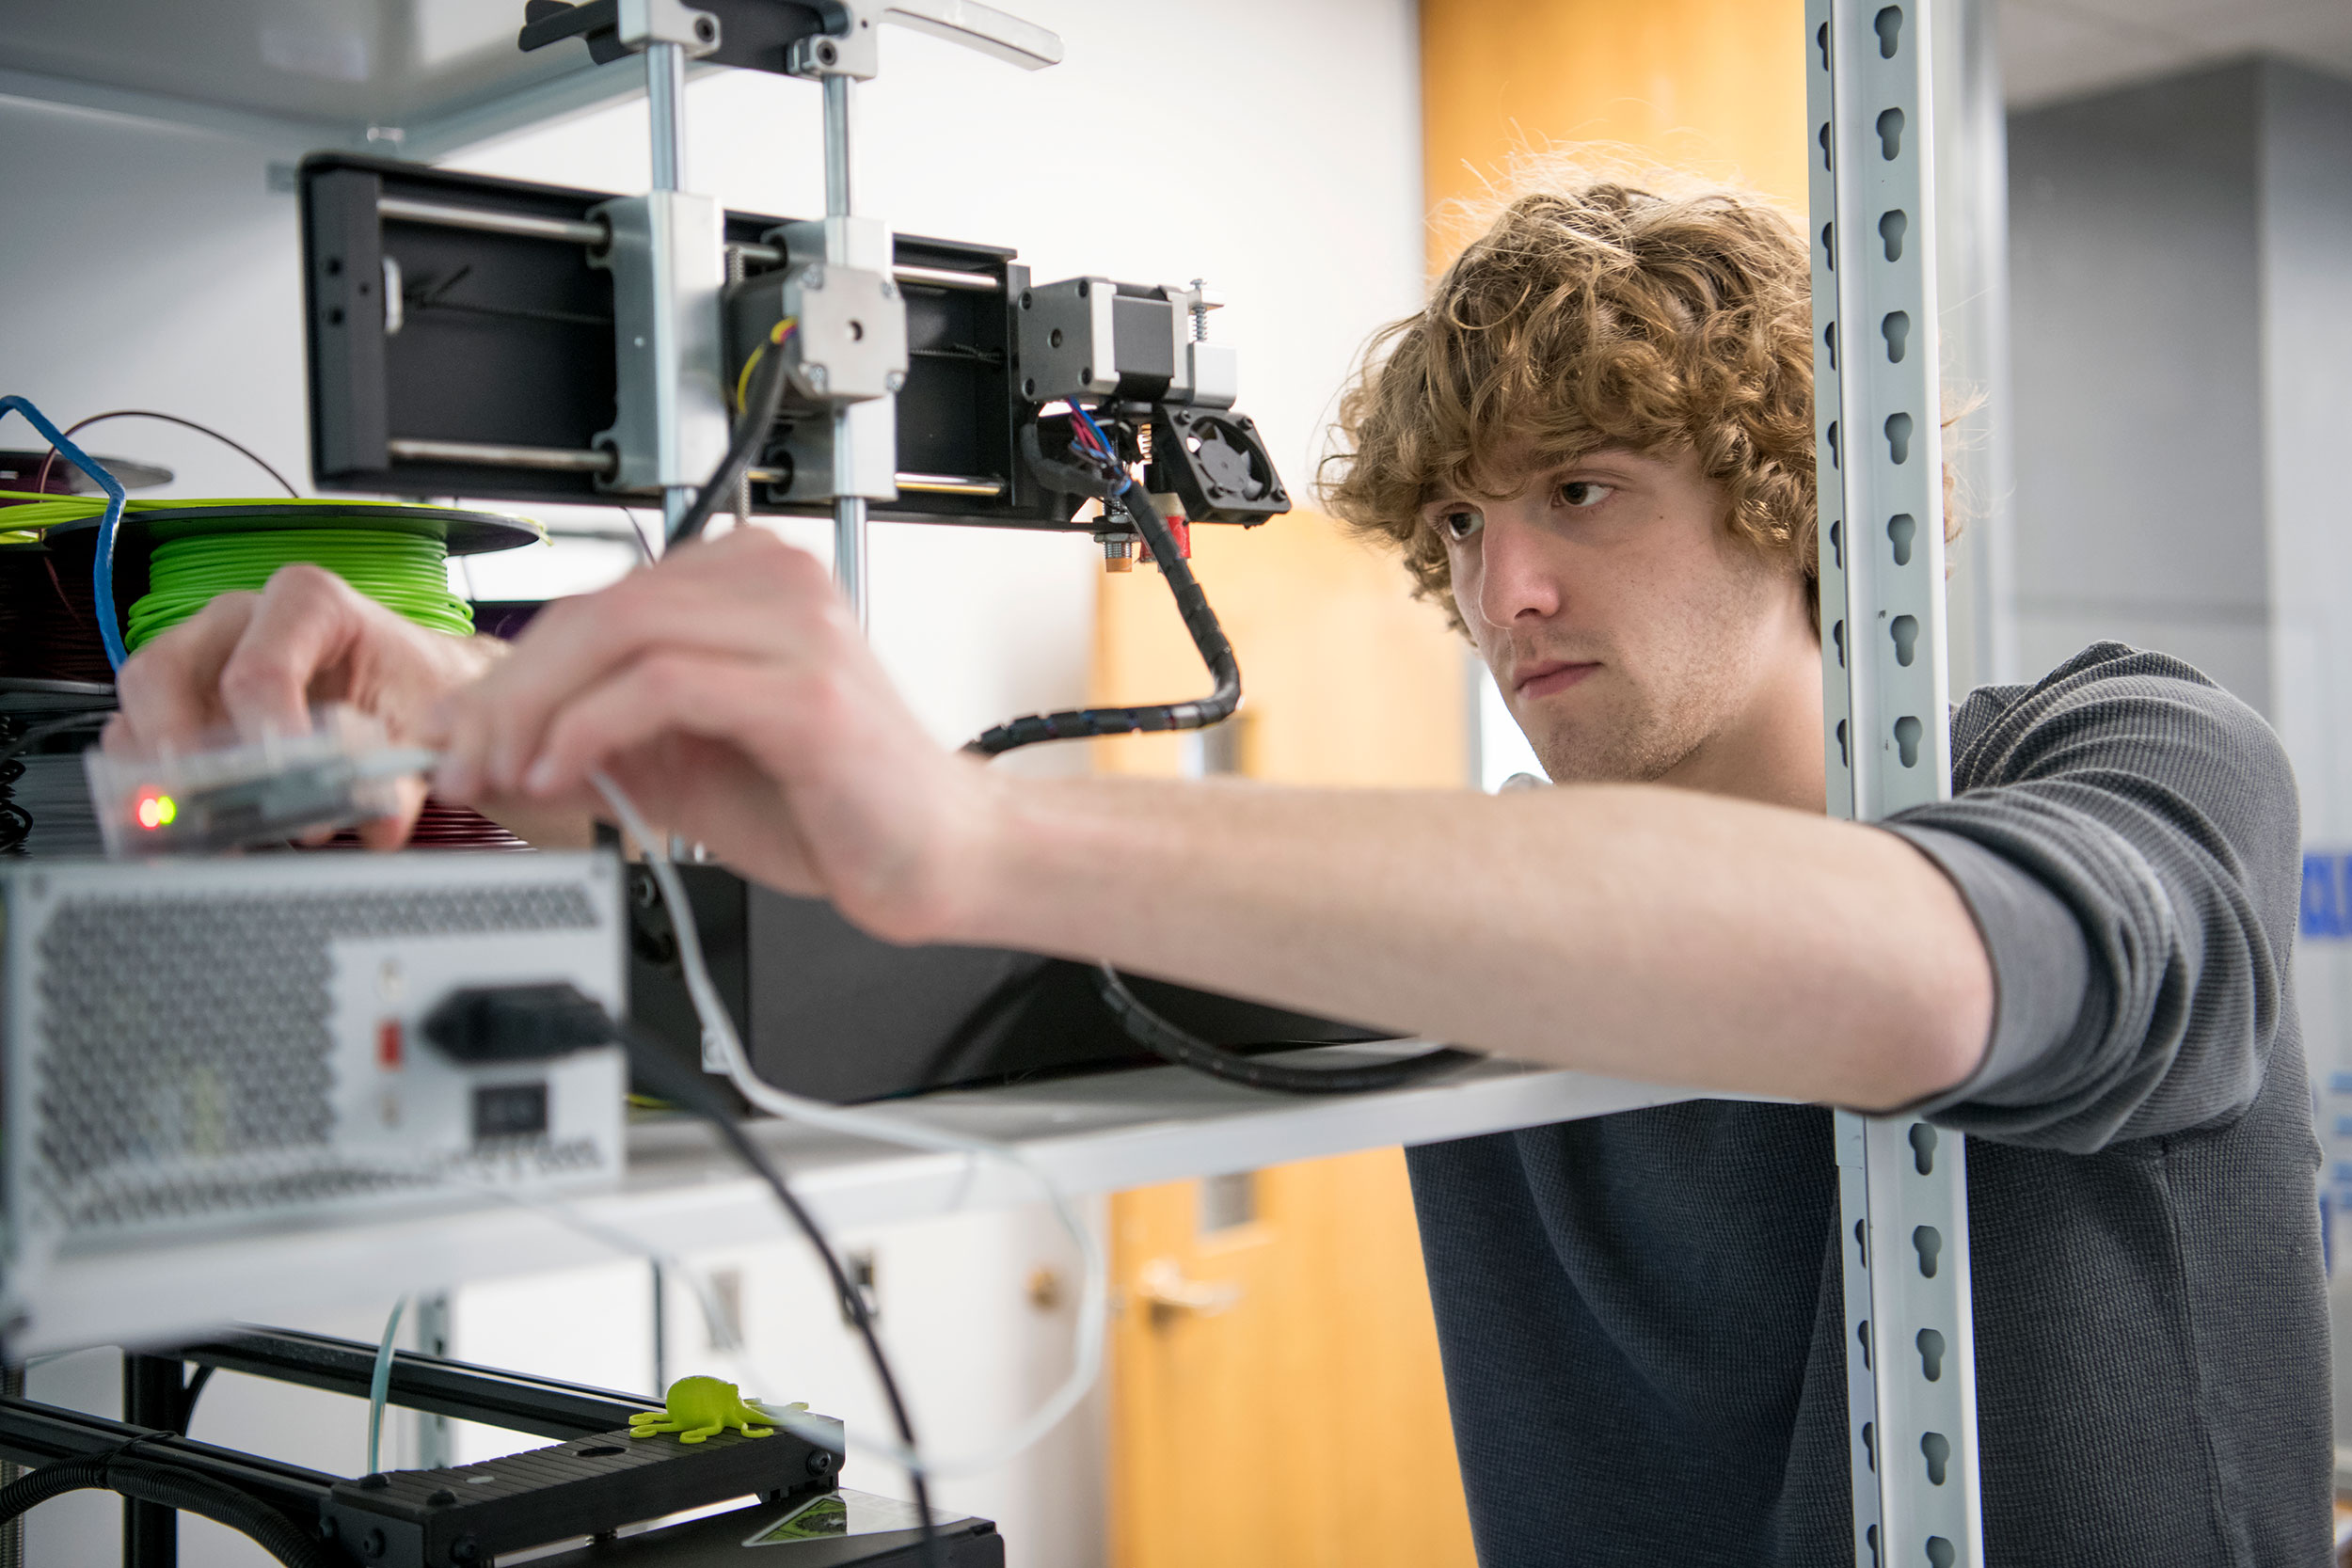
left=361, top=1527, right=387, bottom=1559
left=884, top=371, right=906, bottom=392
left=427, top=1488, right=458, bottom=1507
left=358, top=1473, right=390, bottom=1491
left=805, top=366, right=828, bottom=390
left=807, top=1449, right=835, bottom=1475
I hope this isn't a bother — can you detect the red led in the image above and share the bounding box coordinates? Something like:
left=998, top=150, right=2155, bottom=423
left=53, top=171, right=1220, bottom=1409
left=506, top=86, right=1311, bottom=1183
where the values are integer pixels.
left=377, top=1019, right=404, bottom=1069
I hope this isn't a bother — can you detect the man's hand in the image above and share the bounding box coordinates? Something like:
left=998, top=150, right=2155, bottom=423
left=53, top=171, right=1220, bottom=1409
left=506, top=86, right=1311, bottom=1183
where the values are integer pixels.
left=430, top=527, right=999, bottom=943
left=107, top=564, right=502, bottom=848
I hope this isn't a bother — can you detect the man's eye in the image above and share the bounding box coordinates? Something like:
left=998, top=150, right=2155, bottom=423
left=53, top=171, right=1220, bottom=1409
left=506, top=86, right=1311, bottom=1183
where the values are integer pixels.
left=1558, top=481, right=1614, bottom=509
left=1442, top=509, right=1484, bottom=541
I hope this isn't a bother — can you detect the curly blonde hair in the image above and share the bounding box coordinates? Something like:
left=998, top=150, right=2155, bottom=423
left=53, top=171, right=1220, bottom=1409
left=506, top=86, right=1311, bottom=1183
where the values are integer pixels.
left=1322, top=178, right=1819, bottom=632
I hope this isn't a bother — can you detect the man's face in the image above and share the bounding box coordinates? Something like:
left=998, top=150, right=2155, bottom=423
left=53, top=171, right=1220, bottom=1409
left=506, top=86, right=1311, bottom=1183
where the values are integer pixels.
left=1432, top=445, right=1815, bottom=786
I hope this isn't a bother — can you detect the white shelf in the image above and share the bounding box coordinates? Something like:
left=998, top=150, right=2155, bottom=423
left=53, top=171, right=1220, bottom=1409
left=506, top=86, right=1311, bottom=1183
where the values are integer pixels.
left=14, top=1048, right=1704, bottom=1354
left=0, top=0, right=670, bottom=159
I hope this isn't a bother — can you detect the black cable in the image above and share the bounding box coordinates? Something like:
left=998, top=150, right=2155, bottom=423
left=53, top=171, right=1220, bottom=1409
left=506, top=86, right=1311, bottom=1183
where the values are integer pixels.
left=0, top=710, right=110, bottom=853
left=965, top=476, right=1240, bottom=756
left=175, top=1363, right=215, bottom=1434
left=0, top=1451, right=334, bottom=1568
left=974, top=422, right=1485, bottom=1093
left=31, top=410, right=299, bottom=499
left=1091, top=964, right=1481, bottom=1095
left=615, top=1024, right=944, bottom=1568
left=618, top=506, right=656, bottom=564
left=0, top=710, right=110, bottom=769
left=669, top=324, right=796, bottom=546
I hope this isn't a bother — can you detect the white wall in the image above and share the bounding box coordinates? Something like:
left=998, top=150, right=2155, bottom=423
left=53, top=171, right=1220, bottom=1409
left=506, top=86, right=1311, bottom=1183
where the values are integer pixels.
left=3, top=6, right=1423, bottom=1565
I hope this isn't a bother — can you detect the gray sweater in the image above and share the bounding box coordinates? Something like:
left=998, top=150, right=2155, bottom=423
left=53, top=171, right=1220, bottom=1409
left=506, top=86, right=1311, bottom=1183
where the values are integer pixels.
left=1407, top=643, right=2330, bottom=1565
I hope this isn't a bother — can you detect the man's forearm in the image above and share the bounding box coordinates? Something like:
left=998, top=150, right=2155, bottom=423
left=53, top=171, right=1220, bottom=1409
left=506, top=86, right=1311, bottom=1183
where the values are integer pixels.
left=951, top=777, right=1993, bottom=1110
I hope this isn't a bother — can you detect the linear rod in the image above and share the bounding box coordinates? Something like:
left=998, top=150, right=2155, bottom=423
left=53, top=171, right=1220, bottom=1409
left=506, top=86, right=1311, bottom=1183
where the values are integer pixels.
left=376, top=197, right=609, bottom=247
left=374, top=212, right=999, bottom=296
left=384, top=439, right=1005, bottom=500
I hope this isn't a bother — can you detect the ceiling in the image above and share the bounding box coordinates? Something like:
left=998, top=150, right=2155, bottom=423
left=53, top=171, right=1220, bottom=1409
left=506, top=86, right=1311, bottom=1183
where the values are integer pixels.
left=2002, top=0, right=2352, bottom=107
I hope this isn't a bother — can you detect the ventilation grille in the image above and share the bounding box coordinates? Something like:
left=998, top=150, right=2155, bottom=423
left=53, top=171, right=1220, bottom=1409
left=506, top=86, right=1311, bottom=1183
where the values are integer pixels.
left=28, top=882, right=599, bottom=1232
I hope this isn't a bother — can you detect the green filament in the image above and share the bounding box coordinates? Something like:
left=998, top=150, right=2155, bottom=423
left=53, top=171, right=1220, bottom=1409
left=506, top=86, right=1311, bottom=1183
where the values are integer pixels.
left=125, top=527, right=473, bottom=650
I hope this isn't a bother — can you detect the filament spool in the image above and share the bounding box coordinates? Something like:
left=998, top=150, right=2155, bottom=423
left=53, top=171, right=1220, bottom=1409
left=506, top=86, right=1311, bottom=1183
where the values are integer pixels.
left=0, top=496, right=543, bottom=852
left=126, top=528, right=474, bottom=651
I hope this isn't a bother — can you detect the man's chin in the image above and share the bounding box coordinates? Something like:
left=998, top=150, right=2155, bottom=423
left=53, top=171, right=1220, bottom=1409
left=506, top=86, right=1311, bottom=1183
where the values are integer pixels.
left=1529, top=722, right=1685, bottom=787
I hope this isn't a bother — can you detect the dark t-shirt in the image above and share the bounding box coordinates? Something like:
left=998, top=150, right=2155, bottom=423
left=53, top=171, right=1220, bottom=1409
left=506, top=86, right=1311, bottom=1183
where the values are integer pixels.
left=1407, top=643, right=2331, bottom=1565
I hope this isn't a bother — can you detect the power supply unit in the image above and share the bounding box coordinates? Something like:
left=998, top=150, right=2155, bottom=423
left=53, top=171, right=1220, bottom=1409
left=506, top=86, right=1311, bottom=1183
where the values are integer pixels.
left=0, top=852, right=628, bottom=1295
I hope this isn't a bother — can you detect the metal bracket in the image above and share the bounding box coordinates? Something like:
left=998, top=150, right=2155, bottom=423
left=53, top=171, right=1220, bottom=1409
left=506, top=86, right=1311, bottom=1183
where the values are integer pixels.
left=786, top=0, right=1064, bottom=80
left=620, top=0, right=721, bottom=53
left=1811, top=1, right=1984, bottom=1564
left=517, top=0, right=721, bottom=61
left=588, top=191, right=730, bottom=494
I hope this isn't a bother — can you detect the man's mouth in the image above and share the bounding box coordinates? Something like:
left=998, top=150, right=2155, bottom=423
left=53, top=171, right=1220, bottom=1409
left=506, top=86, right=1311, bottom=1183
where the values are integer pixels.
left=1512, top=659, right=1600, bottom=699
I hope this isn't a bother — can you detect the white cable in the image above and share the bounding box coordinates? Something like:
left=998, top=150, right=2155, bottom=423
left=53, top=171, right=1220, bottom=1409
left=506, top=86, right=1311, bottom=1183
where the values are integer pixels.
left=590, top=770, right=1108, bottom=1481
left=366, top=1295, right=406, bottom=1475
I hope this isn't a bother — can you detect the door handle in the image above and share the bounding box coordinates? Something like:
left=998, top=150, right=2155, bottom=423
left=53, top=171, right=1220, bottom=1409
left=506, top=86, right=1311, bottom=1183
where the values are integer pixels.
left=1136, top=1258, right=1243, bottom=1323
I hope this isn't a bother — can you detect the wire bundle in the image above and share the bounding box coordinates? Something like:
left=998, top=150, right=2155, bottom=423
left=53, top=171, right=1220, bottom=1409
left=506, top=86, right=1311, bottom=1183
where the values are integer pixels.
left=126, top=529, right=472, bottom=652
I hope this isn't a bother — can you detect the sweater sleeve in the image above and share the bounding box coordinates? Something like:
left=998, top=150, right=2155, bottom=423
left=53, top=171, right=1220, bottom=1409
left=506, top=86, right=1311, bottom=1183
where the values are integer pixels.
left=1875, top=643, right=2302, bottom=1154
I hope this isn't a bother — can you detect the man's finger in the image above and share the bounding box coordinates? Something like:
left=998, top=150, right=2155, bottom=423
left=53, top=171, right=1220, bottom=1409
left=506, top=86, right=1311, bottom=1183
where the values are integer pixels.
left=485, top=649, right=791, bottom=802
left=216, top=564, right=378, bottom=742
left=108, top=592, right=262, bottom=753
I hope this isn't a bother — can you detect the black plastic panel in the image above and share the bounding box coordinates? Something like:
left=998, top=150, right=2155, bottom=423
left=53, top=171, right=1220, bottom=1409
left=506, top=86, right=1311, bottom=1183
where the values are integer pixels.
left=626, top=865, right=1386, bottom=1105
left=299, top=154, right=1092, bottom=529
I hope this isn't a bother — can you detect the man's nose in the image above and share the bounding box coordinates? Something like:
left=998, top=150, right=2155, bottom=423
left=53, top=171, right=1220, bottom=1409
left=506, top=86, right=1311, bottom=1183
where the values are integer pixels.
left=1474, top=509, right=1563, bottom=629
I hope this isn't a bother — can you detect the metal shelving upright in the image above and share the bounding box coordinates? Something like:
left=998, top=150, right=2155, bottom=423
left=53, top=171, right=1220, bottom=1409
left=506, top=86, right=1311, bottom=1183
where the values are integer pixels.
left=1809, top=0, right=1987, bottom=1562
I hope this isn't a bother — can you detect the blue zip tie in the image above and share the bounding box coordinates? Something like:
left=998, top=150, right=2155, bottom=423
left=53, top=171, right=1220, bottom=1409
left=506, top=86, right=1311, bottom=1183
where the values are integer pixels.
left=0, top=395, right=132, bottom=670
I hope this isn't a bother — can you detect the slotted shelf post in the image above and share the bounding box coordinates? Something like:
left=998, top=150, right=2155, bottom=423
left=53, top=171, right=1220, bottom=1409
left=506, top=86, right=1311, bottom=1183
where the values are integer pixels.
left=1807, top=0, right=1988, bottom=1563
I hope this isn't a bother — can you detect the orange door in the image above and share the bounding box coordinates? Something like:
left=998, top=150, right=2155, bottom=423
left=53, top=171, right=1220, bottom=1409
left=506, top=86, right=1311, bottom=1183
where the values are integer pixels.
left=1109, top=1153, right=1475, bottom=1568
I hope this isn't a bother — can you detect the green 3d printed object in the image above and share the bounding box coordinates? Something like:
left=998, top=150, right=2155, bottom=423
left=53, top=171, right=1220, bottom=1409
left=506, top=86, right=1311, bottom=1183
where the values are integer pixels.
left=628, top=1376, right=782, bottom=1444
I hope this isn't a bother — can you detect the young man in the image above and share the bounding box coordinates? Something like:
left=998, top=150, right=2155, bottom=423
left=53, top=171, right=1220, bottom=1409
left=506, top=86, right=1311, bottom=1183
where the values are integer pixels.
left=111, top=179, right=2326, bottom=1562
